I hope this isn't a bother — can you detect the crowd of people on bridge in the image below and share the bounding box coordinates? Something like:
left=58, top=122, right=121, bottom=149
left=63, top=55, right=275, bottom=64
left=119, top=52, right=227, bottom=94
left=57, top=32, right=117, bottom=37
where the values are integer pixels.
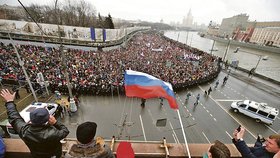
left=0, top=31, right=220, bottom=96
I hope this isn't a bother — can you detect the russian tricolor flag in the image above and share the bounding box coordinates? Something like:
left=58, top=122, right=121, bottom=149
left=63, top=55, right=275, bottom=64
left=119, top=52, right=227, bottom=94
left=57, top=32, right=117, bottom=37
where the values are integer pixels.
left=124, top=70, right=178, bottom=109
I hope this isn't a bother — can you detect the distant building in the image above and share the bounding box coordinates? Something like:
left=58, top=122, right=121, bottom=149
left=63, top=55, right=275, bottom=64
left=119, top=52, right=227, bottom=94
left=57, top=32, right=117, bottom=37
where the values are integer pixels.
left=207, top=26, right=219, bottom=36
left=229, top=20, right=280, bottom=47
left=232, top=21, right=256, bottom=42
left=182, top=8, right=193, bottom=28
left=218, top=14, right=249, bottom=38
left=207, top=21, right=219, bottom=36
left=249, top=21, right=280, bottom=47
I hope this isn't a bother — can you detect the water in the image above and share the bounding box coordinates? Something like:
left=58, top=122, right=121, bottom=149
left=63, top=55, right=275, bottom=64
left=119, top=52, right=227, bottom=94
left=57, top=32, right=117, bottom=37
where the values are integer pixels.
left=164, top=31, right=280, bottom=82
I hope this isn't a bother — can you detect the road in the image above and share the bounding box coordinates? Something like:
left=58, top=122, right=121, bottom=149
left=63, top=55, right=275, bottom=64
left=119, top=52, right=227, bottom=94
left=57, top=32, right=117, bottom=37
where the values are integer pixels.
left=59, top=69, right=280, bottom=144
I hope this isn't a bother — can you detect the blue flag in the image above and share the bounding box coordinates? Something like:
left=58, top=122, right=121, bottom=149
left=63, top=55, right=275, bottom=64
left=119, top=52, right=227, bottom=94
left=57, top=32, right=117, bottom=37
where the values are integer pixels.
left=102, top=29, right=106, bottom=42
left=90, top=27, right=95, bottom=40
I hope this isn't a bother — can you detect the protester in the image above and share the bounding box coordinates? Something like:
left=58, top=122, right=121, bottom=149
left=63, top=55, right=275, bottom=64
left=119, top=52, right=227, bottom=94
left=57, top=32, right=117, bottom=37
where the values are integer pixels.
left=186, top=91, right=191, bottom=100
left=159, top=97, right=163, bottom=106
left=204, top=90, right=208, bottom=96
left=203, top=140, right=231, bottom=158
left=223, top=76, right=228, bottom=85
left=141, top=98, right=146, bottom=108
left=215, top=80, right=219, bottom=89
left=208, top=87, right=212, bottom=95
left=1, top=89, right=69, bottom=158
left=65, top=121, right=114, bottom=158
left=194, top=93, right=200, bottom=105
left=232, top=126, right=280, bottom=158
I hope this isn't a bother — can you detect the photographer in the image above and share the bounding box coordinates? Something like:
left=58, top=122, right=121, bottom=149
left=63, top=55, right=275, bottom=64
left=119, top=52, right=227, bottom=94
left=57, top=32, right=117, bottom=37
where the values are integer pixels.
left=232, top=126, right=280, bottom=158
left=1, top=89, right=69, bottom=158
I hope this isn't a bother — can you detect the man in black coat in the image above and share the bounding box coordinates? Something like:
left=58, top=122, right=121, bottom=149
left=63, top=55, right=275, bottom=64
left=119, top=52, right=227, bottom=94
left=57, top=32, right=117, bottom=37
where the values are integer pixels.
left=1, top=89, right=69, bottom=158
left=232, top=126, right=279, bottom=158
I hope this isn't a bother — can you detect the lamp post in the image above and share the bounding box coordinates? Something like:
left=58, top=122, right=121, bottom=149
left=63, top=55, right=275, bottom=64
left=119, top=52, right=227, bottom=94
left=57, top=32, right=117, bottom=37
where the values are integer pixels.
left=55, top=0, right=77, bottom=112
left=234, top=47, right=267, bottom=73
left=186, top=31, right=189, bottom=45
left=222, top=38, right=232, bottom=64
left=210, top=40, right=216, bottom=55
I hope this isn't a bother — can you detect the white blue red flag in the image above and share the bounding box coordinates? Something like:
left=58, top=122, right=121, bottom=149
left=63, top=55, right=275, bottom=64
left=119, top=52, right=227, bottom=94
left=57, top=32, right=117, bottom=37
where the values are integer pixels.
left=124, top=70, right=178, bottom=109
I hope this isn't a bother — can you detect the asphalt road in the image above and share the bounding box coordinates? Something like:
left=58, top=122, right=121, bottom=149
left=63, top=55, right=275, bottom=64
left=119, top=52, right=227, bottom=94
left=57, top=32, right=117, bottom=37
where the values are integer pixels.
left=59, top=70, right=280, bottom=144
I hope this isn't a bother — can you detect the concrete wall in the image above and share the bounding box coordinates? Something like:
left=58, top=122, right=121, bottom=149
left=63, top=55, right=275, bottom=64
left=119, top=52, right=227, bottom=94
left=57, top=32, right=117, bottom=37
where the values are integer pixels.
left=206, top=35, right=280, bottom=54
left=0, top=19, right=150, bottom=42
left=3, top=138, right=243, bottom=158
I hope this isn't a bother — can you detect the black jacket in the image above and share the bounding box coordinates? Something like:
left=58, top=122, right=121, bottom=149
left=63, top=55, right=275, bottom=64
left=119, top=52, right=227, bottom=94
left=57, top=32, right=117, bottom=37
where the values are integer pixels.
left=5, top=101, right=69, bottom=158
left=232, top=139, right=274, bottom=158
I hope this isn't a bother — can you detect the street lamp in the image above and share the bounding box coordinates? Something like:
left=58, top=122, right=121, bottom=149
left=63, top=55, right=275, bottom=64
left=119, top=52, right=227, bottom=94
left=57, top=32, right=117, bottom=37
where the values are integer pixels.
left=210, top=40, right=216, bottom=55
left=234, top=47, right=268, bottom=73
left=222, top=38, right=232, bottom=63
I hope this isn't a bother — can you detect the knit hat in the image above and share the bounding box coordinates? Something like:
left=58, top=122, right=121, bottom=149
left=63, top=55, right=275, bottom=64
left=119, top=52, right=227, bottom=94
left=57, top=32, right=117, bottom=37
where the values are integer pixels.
left=30, top=108, right=50, bottom=125
left=76, top=122, right=97, bottom=144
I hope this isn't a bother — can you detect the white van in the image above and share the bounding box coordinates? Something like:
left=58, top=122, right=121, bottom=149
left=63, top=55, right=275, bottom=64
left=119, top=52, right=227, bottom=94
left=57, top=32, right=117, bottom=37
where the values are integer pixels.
left=231, top=100, right=278, bottom=125
left=6, top=102, right=58, bottom=135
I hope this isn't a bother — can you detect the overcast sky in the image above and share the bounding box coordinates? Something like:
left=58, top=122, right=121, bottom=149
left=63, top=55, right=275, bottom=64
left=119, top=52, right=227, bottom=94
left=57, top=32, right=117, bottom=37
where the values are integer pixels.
left=1, top=0, right=280, bottom=25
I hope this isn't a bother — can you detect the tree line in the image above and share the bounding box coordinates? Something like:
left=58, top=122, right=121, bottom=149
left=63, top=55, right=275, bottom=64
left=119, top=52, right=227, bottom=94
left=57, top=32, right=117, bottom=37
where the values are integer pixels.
left=0, top=0, right=114, bottom=29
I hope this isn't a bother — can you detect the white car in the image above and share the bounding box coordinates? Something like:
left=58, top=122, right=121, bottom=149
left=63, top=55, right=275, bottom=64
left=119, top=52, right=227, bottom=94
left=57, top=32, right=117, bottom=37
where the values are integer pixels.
left=6, top=102, right=58, bottom=135
left=231, top=100, right=278, bottom=124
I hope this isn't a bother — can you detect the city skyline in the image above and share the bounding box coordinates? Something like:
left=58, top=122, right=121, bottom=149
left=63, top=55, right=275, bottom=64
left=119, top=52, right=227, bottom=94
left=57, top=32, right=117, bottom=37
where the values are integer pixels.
left=1, top=0, right=280, bottom=25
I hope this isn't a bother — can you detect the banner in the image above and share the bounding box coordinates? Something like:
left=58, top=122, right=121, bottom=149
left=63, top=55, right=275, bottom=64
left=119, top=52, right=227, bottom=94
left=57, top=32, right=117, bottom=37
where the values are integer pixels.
left=90, top=27, right=96, bottom=40
left=102, top=29, right=106, bottom=42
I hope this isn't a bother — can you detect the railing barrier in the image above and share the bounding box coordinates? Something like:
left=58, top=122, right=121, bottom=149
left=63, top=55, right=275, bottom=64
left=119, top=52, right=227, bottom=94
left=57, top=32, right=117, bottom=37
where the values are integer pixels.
left=3, top=138, right=243, bottom=158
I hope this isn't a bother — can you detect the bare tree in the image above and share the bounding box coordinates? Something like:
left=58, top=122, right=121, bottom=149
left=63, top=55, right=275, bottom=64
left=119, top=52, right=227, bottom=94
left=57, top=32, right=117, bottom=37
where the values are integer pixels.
left=27, top=4, right=43, bottom=22
left=3, top=0, right=101, bottom=28
left=62, top=0, right=77, bottom=26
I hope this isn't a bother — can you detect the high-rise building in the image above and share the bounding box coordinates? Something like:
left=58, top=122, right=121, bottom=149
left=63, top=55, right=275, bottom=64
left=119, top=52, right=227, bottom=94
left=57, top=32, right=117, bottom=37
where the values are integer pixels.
left=182, top=8, right=193, bottom=28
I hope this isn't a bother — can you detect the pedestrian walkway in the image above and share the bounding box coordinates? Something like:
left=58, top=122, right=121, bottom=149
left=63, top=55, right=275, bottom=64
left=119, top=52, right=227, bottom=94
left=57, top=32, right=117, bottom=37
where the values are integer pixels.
left=224, top=68, right=280, bottom=97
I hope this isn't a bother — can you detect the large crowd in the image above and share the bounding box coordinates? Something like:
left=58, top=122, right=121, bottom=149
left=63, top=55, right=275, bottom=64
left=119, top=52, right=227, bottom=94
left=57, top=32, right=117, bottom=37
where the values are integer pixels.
left=0, top=31, right=221, bottom=95
left=1, top=31, right=280, bottom=158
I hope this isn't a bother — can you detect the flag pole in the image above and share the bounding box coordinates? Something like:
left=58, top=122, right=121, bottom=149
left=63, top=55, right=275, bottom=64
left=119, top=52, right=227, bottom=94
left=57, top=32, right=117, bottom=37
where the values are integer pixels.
left=176, top=109, right=191, bottom=157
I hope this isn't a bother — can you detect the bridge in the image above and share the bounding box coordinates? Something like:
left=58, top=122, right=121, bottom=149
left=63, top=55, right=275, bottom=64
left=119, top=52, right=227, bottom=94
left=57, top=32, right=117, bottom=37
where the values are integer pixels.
left=1, top=67, right=279, bottom=157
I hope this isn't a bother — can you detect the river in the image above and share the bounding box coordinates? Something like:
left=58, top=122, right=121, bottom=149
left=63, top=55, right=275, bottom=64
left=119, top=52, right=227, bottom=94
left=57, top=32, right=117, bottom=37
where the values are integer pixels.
left=164, top=31, right=280, bottom=82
